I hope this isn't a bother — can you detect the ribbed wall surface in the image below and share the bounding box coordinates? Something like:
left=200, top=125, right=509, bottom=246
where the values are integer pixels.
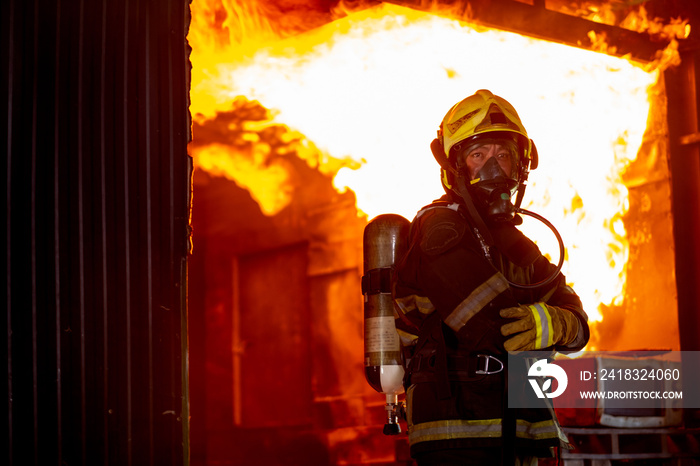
left=1, top=0, right=192, bottom=464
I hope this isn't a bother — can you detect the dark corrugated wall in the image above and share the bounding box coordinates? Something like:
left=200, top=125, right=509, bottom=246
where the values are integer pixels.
left=666, top=44, right=700, bottom=427
left=1, top=0, right=192, bottom=464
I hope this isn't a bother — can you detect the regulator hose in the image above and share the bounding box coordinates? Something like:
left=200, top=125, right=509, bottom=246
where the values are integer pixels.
left=508, top=208, right=565, bottom=290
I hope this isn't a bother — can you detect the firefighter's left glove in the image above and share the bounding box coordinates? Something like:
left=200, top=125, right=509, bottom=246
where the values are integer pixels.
left=499, top=303, right=579, bottom=352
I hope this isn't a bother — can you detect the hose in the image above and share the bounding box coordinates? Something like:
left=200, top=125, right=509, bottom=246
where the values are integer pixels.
left=507, top=208, right=565, bottom=290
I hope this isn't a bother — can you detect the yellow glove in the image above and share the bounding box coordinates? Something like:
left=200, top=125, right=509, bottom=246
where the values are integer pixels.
left=499, top=303, right=579, bottom=352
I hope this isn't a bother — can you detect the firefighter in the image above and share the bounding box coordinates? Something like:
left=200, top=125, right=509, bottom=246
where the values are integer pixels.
left=393, top=89, right=589, bottom=465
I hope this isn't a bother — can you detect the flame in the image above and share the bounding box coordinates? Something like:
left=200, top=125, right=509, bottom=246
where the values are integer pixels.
left=188, top=1, right=683, bottom=348
left=551, top=1, right=690, bottom=41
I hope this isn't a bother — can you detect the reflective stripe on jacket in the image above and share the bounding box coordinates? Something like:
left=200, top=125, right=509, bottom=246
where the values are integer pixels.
left=408, top=418, right=567, bottom=445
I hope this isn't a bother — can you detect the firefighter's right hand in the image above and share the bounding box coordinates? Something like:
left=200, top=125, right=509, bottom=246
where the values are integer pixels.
left=499, top=303, right=579, bottom=352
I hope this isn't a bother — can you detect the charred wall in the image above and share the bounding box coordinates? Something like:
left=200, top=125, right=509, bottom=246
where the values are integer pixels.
left=187, top=144, right=397, bottom=464
left=1, top=0, right=192, bottom=464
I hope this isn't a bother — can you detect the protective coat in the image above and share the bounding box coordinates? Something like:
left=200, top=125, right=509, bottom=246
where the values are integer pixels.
left=393, top=196, right=589, bottom=461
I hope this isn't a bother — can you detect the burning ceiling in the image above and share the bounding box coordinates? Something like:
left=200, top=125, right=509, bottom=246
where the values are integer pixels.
left=188, top=0, right=689, bottom=350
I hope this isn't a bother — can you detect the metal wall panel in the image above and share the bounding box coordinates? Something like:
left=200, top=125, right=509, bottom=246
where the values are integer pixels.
left=666, top=45, right=700, bottom=427
left=667, top=48, right=700, bottom=350
left=1, top=0, right=193, bottom=464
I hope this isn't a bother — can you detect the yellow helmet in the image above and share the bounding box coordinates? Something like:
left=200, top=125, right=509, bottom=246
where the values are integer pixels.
left=435, top=89, right=538, bottom=192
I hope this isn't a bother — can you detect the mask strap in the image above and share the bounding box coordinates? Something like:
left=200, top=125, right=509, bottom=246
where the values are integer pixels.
left=514, top=182, right=526, bottom=210
left=454, top=175, right=494, bottom=248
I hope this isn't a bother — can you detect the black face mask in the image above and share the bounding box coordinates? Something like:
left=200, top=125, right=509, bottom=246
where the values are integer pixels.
left=468, top=156, right=519, bottom=222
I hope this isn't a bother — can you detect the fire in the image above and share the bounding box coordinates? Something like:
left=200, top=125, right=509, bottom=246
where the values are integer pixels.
left=188, top=1, right=683, bottom=349
left=553, top=1, right=690, bottom=42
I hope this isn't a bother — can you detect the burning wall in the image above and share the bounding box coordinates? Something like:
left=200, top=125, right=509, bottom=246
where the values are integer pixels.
left=187, top=1, right=688, bottom=464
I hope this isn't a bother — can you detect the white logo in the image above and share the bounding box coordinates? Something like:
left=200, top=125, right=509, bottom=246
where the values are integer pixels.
left=528, top=359, right=568, bottom=398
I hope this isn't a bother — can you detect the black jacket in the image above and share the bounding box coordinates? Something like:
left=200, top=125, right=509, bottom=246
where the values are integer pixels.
left=393, top=196, right=589, bottom=458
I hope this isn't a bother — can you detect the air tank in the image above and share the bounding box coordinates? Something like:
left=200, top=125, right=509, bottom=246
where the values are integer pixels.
left=361, top=214, right=410, bottom=434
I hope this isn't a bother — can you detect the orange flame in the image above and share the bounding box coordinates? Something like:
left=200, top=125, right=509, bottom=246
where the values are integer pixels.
left=188, top=1, right=684, bottom=349
left=550, top=0, right=690, bottom=40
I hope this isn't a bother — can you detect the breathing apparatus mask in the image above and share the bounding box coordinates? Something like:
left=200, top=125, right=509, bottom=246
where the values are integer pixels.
left=454, top=138, right=520, bottom=223
left=472, top=157, right=518, bottom=222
